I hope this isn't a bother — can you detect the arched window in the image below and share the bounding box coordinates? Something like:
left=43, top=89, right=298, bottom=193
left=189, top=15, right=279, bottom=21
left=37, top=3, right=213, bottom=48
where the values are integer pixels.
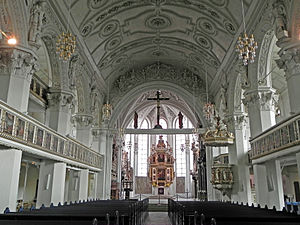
left=138, top=119, right=149, bottom=176
left=174, top=115, right=194, bottom=177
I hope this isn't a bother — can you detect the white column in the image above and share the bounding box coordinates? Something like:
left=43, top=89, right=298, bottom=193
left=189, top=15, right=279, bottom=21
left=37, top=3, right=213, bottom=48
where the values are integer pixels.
left=37, top=161, right=53, bottom=207
left=253, top=164, right=268, bottom=207
left=296, top=153, right=300, bottom=178
left=78, top=169, right=89, bottom=201
left=185, top=137, right=191, bottom=197
left=117, top=138, right=123, bottom=196
left=274, top=160, right=284, bottom=210
left=46, top=90, right=74, bottom=136
left=95, top=171, right=104, bottom=199
left=227, top=113, right=252, bottom=204
left=243, top=88, right=276, bottom=137
left=0, top=48, right=37, bottom=113
left=0, top=149, right=22, bottom=212
left=98, top=127, right=113, bottom=199
left=91, top=128, right=101, bottom=153
left=51, top=163, right=66, bottom=205
left=277, top=48, right=300, bottom=114
left=133, top=135, right=138, bottom=195
left=72, top=114, right=93, bottom=146
left=206, top=146, right=214, bottom=201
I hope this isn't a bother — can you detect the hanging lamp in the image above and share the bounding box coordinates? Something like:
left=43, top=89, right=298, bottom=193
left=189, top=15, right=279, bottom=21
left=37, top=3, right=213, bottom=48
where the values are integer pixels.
left=56, top=0, right=76, bottom=61
left=236, top=0, right=258, bottom=66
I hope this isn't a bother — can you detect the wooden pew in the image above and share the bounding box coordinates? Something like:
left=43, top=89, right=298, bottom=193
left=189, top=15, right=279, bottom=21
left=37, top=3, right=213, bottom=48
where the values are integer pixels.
left=168, top=199, right=300, bottom=225
left=0, top=198, right=149, bottom=225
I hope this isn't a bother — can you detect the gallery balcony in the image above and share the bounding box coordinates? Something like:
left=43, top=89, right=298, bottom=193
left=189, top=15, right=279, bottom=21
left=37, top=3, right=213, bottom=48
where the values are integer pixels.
left=0, top=99, right=103, bottom=170
left=249, top=112, right=300, bottom=162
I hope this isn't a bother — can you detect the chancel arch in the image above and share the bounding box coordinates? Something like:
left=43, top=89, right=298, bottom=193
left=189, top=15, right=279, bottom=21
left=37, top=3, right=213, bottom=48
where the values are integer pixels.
left=109, top=80, right=206, bottom=129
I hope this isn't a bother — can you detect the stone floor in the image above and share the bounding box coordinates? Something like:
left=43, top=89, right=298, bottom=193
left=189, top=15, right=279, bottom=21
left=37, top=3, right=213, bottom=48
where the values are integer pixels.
left=144, top=212, right=172, bottom=225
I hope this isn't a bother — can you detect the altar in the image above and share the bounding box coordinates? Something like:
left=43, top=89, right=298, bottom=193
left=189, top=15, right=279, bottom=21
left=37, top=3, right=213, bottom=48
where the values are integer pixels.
left=148, top=136, right=175, bottom=196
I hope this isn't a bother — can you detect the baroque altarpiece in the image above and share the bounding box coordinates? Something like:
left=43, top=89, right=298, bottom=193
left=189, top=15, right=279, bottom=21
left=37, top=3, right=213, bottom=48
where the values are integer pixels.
left=148, top=136, right=175, bottom=195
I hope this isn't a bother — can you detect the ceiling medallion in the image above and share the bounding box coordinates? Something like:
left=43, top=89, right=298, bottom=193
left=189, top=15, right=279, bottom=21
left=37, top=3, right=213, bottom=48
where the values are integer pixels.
left=203, top=115, right=234, bottom=147
left=224, top=20, right=236, bottom=35
left=198, top=19, right=216, bottom=35
left=105, top=36, right=122, bottom=51
left=146, top=14, right=171, bottom=30
left=194, top=35, right=212, bottom=49
left=100, top=20, right=119, bottom=38
left=81, top=23, right=93, bottom=37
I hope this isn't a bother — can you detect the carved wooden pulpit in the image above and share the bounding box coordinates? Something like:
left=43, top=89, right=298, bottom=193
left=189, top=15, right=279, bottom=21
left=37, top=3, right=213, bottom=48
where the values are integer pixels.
left=148, top=135, right=174, bottom=195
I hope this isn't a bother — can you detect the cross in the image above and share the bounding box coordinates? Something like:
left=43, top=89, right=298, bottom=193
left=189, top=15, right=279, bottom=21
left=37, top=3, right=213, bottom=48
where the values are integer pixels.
left=147, top=90, right=169, bottom=129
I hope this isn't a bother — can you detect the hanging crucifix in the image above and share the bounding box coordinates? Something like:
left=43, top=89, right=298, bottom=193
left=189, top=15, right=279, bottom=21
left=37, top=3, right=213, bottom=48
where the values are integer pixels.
left=147, top=90, right=169, bottom=129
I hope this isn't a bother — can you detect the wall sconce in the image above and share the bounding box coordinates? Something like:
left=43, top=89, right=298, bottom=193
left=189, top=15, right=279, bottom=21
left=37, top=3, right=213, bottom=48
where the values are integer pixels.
left=0, top=29, right=17, bottom=45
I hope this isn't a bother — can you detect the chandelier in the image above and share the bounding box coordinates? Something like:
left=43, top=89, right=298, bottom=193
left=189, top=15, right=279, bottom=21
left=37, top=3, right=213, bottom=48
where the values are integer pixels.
left=236, top=0, right=258, bottom=66
left=102, top=103, right=112, bottom=121
left=203, top=115, right=234, bottom=147
left=56, top=31, right=76, bottom=61
left=56, top=0, right=76, bottom=61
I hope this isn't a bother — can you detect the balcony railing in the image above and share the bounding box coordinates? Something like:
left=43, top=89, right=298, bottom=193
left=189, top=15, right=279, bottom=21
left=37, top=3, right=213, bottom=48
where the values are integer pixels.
left=0, top=100, right=103, bottom=169
left=249, top=113, right=300, bottom=160
left=30, top=74, right=48, bottom=103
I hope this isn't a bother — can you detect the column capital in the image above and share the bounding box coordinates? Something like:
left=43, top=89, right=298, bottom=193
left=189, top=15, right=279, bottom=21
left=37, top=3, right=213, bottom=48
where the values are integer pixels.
left=224, top=113, right=247, bottom=131
left=276, top=47, right=300, bottom=78
left=243, top=88, right=277, bottom=111
left=47, top=89, right=74, bottom=108
left=71, top=114, right=93, bottom=127
left=0, top=47, right=38, bottom=80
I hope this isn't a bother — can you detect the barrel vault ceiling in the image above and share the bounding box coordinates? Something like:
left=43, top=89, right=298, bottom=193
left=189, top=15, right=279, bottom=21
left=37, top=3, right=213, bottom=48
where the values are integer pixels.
left=50, top=0, right=253, bottom=90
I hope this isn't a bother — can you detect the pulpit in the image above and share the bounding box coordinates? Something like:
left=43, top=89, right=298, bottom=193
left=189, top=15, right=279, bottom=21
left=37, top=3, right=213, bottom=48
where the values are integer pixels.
left=148, top=136, right=175, bottom=195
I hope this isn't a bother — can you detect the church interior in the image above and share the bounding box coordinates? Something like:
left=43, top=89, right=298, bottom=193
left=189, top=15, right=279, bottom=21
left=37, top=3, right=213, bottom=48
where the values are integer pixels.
left=0, top=0, right=300, bottom=224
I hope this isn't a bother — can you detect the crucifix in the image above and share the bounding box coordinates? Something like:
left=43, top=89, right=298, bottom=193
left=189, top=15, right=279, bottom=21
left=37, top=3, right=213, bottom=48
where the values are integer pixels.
left=147, top=90, right=169, bottom=129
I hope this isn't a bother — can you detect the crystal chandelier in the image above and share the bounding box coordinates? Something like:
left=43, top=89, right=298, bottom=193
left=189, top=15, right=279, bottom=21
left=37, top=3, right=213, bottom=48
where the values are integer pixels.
left=56, top=32, right=76, bottom=61
left=56, top=0, right=76, bottom=61
left=236, top=0, right=258, bottom=66
left=102, top=103, right=112, bottom=121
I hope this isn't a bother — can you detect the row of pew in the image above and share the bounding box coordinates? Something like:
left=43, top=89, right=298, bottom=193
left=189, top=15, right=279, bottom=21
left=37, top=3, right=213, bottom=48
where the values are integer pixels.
left=168, top=199, right=300, bottom=225
left=0, top=198, right=149, bottom=225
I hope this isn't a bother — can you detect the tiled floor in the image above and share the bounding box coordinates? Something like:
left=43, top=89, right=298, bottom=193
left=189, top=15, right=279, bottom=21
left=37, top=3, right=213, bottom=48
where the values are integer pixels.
left=144, top=212, right=172, bottom=225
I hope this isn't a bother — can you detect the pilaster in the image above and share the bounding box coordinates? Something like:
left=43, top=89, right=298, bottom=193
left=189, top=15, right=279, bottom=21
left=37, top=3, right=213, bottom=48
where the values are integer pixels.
left=0, top=149, right=22, bottom=212
left=225, top=113, right=252, bottom=204
left=46, top=89, right=74, bottom=135
left=71, top=114, right=93, bottom=146
left=276, top=47, right=300, bottom=114
left=0, top=47, right=38, bottom=112
left=243, top=87, right=276, bottom=137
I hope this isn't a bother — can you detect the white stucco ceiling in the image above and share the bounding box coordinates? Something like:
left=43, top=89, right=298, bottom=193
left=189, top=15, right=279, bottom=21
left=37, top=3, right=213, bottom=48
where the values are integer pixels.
left=51, top=0, right=252, bottom=87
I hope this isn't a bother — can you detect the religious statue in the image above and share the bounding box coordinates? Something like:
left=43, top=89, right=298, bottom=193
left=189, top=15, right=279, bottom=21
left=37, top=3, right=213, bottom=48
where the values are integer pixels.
left=134, top=111, right=138, bottom=129
left=178, top=112, right=183, bottom=129
left=28, top=1, right=45, bottom=44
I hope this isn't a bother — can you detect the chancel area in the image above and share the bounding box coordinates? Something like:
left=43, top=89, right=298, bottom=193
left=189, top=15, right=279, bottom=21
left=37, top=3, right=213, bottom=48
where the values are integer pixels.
left=1, top=0, right=300, bottom=224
